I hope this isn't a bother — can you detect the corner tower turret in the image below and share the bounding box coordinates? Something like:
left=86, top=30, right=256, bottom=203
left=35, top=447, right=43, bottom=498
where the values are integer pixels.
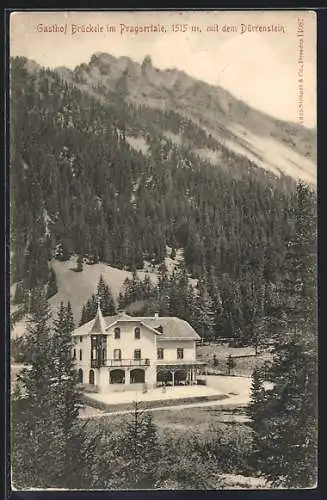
left=90, top=297, right=107, bottom=369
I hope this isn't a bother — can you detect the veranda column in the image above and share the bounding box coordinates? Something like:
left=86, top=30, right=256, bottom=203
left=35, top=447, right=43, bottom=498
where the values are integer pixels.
left=171, top=369, right=175, bottom=387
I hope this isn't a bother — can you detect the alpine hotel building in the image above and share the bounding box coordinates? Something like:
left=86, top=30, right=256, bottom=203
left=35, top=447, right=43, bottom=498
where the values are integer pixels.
left=72, top=305, right=206, bottom=392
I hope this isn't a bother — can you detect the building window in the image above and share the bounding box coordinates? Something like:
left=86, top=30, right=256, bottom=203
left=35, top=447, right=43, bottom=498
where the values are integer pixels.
left=134, top=349, right=141, bottom=360
left=78, top=368, right=83, bottom=384
left=114, top=327, right=121, bottom=339
left=79, top=349, right=83, bottom=361
left=157, top=348, right=164, bottom=360
left=134, top=327, right=141, bottom=339
left=113, top=349, right=121, bottom=360
left=177, top=348, right=184, bottom=359
left=89, top=370, right=95, bottom=385
left=72, top=348, right=76, bottom=360
left=80, top=336, right=83, bottom=343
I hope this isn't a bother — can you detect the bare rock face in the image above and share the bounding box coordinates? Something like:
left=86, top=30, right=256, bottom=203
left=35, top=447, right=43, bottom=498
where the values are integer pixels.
left=21, top=52, right=316, bottom=183
left=141, top=54, right=153, bottom=75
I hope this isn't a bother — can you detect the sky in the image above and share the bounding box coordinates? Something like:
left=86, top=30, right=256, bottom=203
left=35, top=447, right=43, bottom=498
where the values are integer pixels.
left=10, top=10, right=316, bottom=128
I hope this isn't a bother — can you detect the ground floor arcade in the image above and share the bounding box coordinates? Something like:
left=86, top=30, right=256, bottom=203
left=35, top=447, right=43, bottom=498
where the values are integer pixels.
left=156, top=365, right=199, bottom=386
left=77, top=361, right=206, bottom=392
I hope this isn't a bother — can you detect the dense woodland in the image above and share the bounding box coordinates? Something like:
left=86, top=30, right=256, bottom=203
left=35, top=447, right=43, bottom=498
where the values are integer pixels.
left=10, top=55, right=304, bottom=344
left=10, top=54, right=317, bottom=488
left=12, top=181, right=317, bottom=489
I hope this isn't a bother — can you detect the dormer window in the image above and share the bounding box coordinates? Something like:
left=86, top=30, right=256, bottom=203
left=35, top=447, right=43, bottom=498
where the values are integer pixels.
left=134, top=327, right=141, bottom=339
left=156, top=325, right=164, bottom=333
left=114, top=327, right=121, bottom=339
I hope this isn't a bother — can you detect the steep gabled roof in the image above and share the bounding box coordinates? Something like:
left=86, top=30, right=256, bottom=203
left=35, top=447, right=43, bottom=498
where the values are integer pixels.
left=72, top=313, right=200, bottom=340
left=72, top=314, right=121, bottom=336
left=137, top=317, right=201, bottom=341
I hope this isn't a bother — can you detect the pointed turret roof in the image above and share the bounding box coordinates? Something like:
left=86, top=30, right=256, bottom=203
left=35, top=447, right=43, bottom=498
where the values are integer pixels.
left=90, top=299, right=106, bottom=334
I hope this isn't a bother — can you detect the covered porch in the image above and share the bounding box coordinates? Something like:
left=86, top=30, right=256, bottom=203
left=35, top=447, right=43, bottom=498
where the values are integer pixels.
left=156, top=360, right=207, bottom=387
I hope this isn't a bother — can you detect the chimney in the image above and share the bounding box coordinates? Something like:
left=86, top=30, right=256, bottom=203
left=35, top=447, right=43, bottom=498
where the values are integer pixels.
left=154, top=312, right=159, bottom=320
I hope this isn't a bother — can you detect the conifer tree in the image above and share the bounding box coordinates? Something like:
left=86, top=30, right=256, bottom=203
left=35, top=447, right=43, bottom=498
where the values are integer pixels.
left=192, top=281, right=216, bottom=341
left=11, top=288, right=61, bottom=488
left=46, top=266, right=58, bottom=298
left=247, top=367, right=266, bottom=471
left=157, top=263, right=170, bottom=315
left=79, top=294, right=98, bottom=326
left=51, top=302, right=97, bottom=488
left=117, top=291, right=126, bottom=311
left=252, top=315, right=269, bottom=355
left=79, top=304, right=87, bottom=326
left=97, top=275, right=116, bottom=315
left=12, top=292, right=97, bottom=488
left=23, top=229, right=50, bottom=291
left=76, top=255, right=83, bottom=272
left=168, top=268, right=189, bottom=318
left=115, top=401, right=161, bottom=489
left=79, top=277, right=115, bottom=326
left=142, top=274, right=155, bottom=298
left=66, top=301, right=75, bottom=333
left=170, top=247, right=176, bottom=260
left=248, top=182, right=317, bottom=487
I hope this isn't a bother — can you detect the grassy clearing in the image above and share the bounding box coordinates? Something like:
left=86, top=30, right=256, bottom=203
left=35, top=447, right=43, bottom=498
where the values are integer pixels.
left=85, top=403, right=249, bottom=441
left=197, top=344, right=273, bottom=377
left=49, top=256, right=159, bottom=322
left=152, top=405, right=250, bottom=438
left=197, top=344, right=257, bottom=359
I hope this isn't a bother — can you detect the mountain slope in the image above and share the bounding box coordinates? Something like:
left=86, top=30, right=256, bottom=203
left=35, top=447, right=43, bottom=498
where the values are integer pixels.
left=11, top=54, right=313, bottom=342
left=53, top=52, right=316, bottom=184
left=11, top=250, right=191, bottom=337
left=11, top=257, right=158, bottom=337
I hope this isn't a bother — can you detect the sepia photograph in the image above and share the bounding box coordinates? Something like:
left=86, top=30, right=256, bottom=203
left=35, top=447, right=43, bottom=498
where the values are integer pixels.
left=9, top=9, right=317, bottom=490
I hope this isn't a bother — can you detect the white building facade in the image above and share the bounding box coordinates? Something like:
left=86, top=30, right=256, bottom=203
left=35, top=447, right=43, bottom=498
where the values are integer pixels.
left=72, top=308, right=206, bottom=392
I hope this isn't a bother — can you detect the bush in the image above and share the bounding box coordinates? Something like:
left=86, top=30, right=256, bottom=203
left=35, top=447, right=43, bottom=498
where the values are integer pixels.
left=194, top=423, right=254, bottom=476
left=157, top=434, right=222, bottom=489
left=227, top=354, right=236, bottom=375
left=76, top=255, right=83, bottom=272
